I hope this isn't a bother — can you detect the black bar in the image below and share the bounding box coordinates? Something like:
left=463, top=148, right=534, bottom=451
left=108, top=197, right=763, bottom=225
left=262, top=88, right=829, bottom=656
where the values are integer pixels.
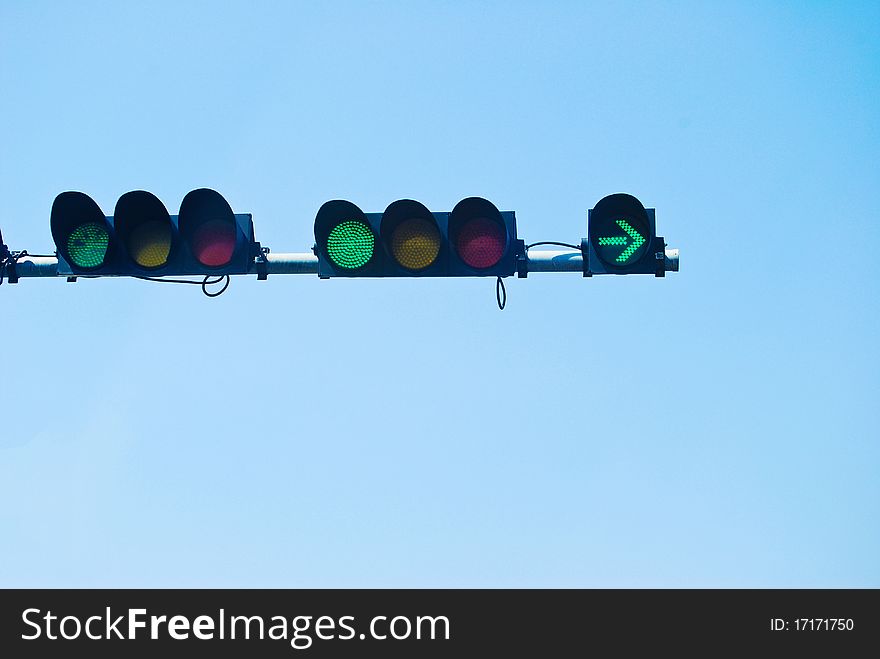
left=1, top=589, right=876, bottom=656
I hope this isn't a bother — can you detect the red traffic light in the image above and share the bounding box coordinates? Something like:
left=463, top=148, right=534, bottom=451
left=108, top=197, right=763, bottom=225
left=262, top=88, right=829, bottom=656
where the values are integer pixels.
left=449, top=197, right=508, bottom=270
left=179, top=188, right=238, bottom=268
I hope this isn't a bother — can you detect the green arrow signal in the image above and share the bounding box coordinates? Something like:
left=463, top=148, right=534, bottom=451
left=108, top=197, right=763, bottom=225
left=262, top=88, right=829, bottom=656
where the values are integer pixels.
left=598, top=218, right=646, bottom=263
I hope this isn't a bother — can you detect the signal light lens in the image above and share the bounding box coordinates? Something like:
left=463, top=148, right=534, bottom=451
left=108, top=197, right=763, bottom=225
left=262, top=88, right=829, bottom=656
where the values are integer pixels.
left=327, top=220, right=375, bottom=270
left=455, top=217, right=505, bottom=269
left=192, top=219, right=236, bottom=267
left=595, top=217, right=648, bottom=265
left=128, top=220, right=172, bottom=268
left=391, top=217, right=440, bottom=270
left=67, top=222, right=110, bottom=269
left=589, top=193, right=652, bottom=270
left=115, top=190, right=174, bottom=270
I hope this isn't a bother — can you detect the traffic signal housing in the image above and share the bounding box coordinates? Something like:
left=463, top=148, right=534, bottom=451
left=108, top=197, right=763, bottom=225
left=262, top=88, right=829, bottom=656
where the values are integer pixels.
left=50, top=188, right=258, bottom=276
left=114, top=191, right=175, bottom=271
left=50, top=191, right=116, bottom=273
left=584, top=193, right=667, bottom=276
left=313, top=197, right=522, bottom=278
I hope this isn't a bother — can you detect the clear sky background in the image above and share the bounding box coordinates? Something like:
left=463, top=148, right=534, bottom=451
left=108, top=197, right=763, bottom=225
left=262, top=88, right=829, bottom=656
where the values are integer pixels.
left=1, top=1, right=877, bottom=587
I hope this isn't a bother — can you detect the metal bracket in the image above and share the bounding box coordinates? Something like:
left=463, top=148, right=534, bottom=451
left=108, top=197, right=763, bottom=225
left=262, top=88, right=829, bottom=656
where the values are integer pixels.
left=515, top=239, right=528, bottom=278
left=4, top=249, right=21, bottom=284
left=0, top=236, right=15, bottom=284
left=255, top=243, right=270, bottom=281
left=580, top=238, right=592, bottom=277
left=654, top=237, right=666, bottom=277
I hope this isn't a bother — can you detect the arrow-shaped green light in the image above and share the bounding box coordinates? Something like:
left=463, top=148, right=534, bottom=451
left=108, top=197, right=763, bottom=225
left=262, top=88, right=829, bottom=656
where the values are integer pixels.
left=597, top=219, right=646, bottom=263
left=598, top=236, right=627, bottom=246
left=617, top=219, right=645, bottom=262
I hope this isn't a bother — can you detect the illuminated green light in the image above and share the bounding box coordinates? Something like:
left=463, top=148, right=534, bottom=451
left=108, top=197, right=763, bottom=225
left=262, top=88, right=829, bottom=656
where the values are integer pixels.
left=616, top=219, right=645, bottom=262
left=327, top=220, right=375, bottom=270
left=595, top=218, right=647, bottom=266
left=67, top=222, right=109, bottom=268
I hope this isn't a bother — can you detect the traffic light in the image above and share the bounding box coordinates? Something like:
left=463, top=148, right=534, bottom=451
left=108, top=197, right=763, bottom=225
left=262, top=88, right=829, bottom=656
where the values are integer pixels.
left=313, top=197, right=522, bottom=278
left=584, top=193, right=667, bottom=276
left=50, top=191, right=115, bottom=273
left=114, top=191, right=174, bottom=270
left=50, top=188, right=258, bottom=276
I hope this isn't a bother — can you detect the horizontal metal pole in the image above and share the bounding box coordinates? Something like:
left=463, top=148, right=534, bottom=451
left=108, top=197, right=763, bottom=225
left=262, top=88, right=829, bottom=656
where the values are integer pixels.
left=257, top=252, right=318, bottom=275
left=3, top=248, right=679, bottom=279
left=3, top=253, right=323, bottom=279
left=259, top=250, right=591, bottom=274
left=5, top=256, right=58, bottom=278
left=525, top=250, right=583, bottom=272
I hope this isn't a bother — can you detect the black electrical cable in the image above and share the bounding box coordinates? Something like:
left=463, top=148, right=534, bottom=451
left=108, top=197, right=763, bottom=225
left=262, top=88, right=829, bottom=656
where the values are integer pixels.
left=202, top=274, right=230, bottom=297
left=490, top=241, right=581, bottom=308
left=525, top=241, right=581, bottom=251
left=134, top=275, right=205, bottom=285
left=0, top=247, right=232, bottom=295
left=133, top=274, right=231, bottom=298
left=496, top=276, right=506, bottom=310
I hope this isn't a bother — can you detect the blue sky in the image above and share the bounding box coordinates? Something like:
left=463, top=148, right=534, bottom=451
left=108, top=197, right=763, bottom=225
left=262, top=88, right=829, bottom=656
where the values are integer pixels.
left=1, top=1, right=877, bottom=587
